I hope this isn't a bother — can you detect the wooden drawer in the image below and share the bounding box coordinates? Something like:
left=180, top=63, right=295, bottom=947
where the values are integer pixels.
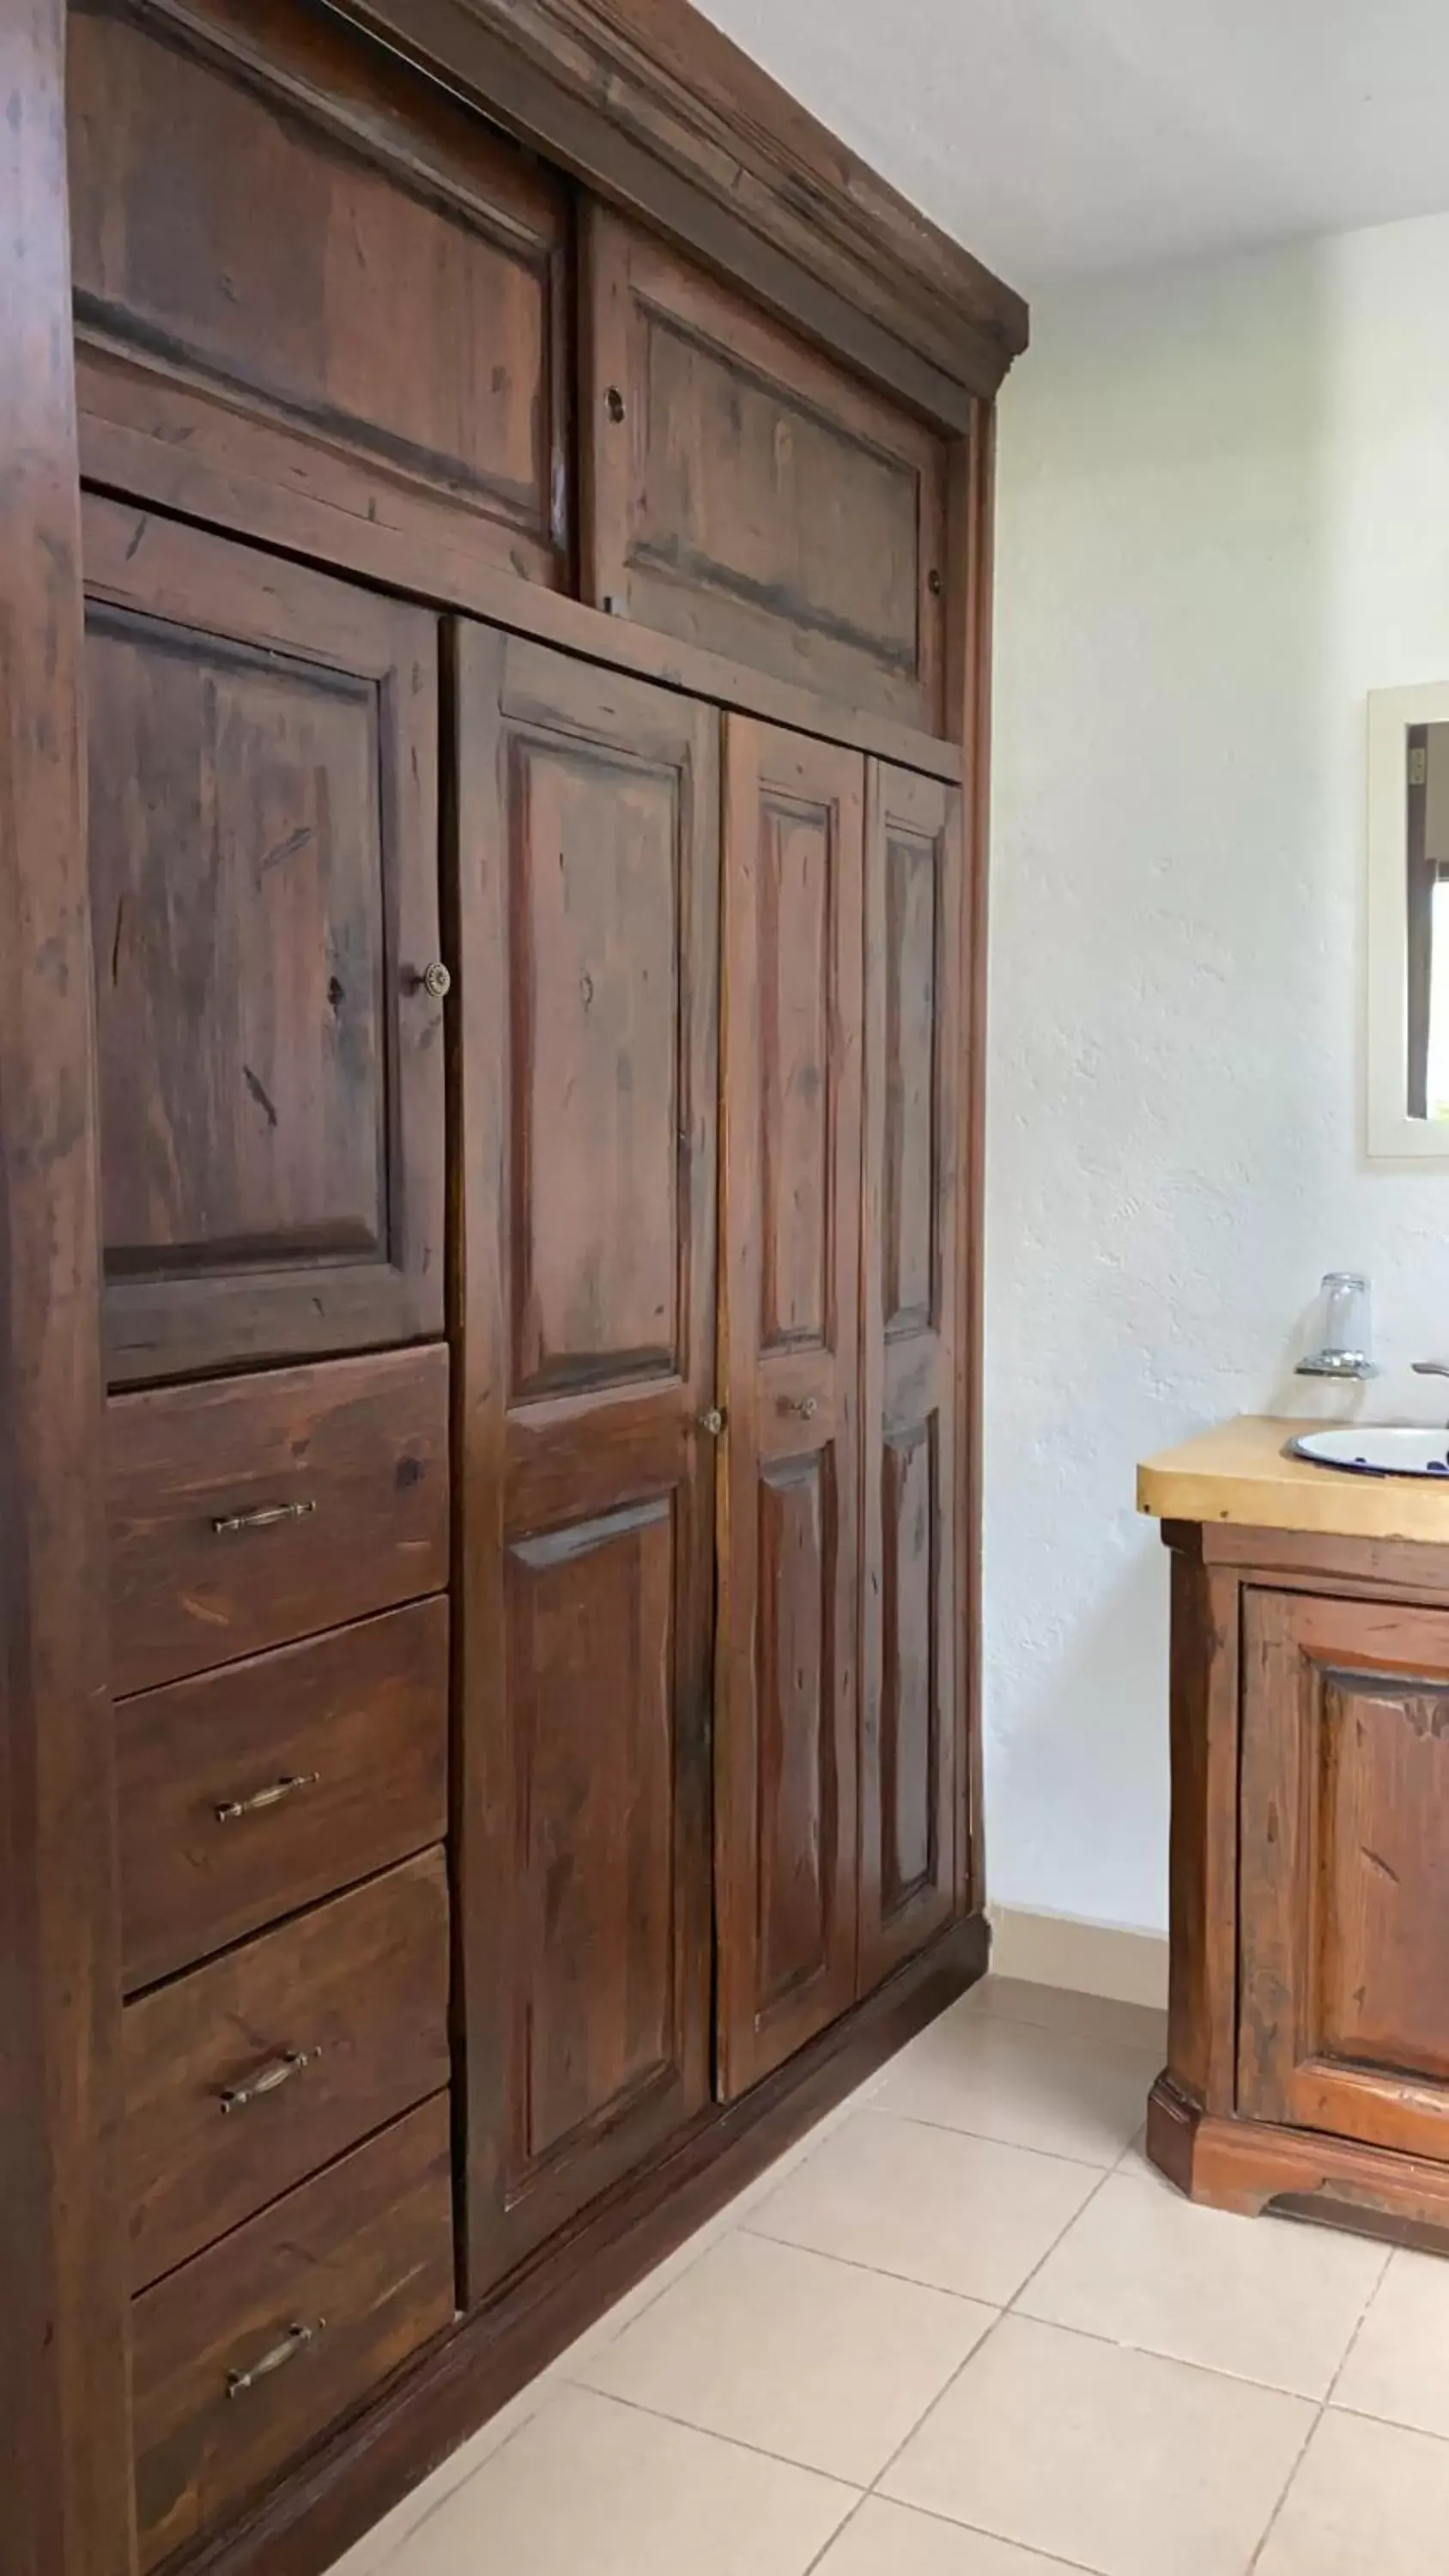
left=117, top=1598, right=448, bottom=1993
left=108, top=1346, right=450, bottom=1697
left=132, top=2095, right=454, bottom=2572
left=124, top=1851, right=451, bottom=2291
left=583, top=207, right=949, bottom=735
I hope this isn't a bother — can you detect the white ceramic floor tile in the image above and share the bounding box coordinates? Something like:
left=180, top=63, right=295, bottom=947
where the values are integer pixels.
left=1256, top=2407, right=1449, bottom=2574
left=323, top=2373, right=562, bottom=2576
left=961, top=1978, right=1168, bottom=2061
left=745, top=2108, right=1100, bottom=2305
left=815, top=2497, right=1094, bottom=2574
left=382, top=2384, right=856, bottom=2576
left=1331, top=2245, right=1449, bottom=2439
left=1016, top=2171, right=1388, bottom=2397
left=880, top=2314, right=1314, bottom=2576
left=875, top=2012, right=1157, bottom=2167
left=573, top=2230, right=994, bottom=2482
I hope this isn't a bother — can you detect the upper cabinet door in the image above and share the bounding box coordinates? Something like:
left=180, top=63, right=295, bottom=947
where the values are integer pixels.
left=452, top=631, right=719, bottom=2297
left=1239, top=1589, right=1449, bottom=2161
left=68, top=0, right=570, bottom=592
left=84, top=495, right=445, bottom=1386
left=584, top=210, right=950, bottom=736
left=715, top=720, right=865, bottom=2099
left=858, top=768, right=964, bottom=1991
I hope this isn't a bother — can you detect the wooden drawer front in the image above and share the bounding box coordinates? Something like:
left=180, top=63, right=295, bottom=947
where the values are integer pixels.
left=70, top=0, right=568, bottom=594
left=118, top=1601, right=448, bottom=1993
left=125, top=1852, right=451, bottom=2292
left=132, top=2095, right=454, bottom=2572
left=109, top=1346, right=449, bottom=1697
left=584, top=209, right=949, bottom=735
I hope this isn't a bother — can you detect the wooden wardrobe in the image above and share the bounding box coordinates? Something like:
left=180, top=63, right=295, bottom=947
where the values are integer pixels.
left=0, top=5, right=1027, bottom=2574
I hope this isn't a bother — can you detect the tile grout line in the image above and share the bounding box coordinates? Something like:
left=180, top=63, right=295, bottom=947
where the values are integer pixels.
left=857, top=2149, right=1125, bottom=2511
left=1244, top=2244, right=1394, bottom=2575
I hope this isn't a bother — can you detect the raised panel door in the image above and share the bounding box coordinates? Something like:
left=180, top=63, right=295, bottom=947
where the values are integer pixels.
left=452, top=629, right=719, bottom=2294
left=715, top=720, right=864, bottom=2098
left=1240, top=1589, right=1449, bottom=2160
left=858, top=768, right=963, bottom=1989
left=70, top=0, right=569, bottom=590
left=584, top=209, right=949, bottom=734
left=83, top=494, right=444, bottom=1385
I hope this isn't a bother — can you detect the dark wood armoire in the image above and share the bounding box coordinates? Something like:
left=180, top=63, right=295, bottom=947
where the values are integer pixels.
left=0, top=6, right=1026, bottom=2573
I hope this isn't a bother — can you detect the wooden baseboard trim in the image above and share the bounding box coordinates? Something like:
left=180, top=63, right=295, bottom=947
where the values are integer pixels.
left=1148, top=2074, right=1449, bottom=2246
left=186, top=1913, right=988, bottom=2576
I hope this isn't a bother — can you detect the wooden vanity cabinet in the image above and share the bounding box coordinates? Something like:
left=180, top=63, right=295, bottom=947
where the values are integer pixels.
left=1151, top=1522, right=1449, bottom=2238
left=3, top=4, right=1022, bottom=2574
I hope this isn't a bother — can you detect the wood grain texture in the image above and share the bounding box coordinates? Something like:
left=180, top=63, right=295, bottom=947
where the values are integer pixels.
left=70, top=0, right=569, bottom=589
left=858, top=768, right=963, bottom=1990
left=180, top=1916, right=987, bottom=2576
left=83, top=493, right=446, bottom=1385
left=1149, top=2075, right=1449, bottom=2245
left=124, top=1850, right=451, bottom=2288
left=1238, top=1589, right=1449, bottom=2161
left=450, top=627, right=718, bottom=2297
left=584, top=208, right=949, bottom=734
left=1140, top=1413, right=1449, bottom=1546
left=329, top=0, right=1027, bottom=411
left=107, top=1346, right=450, bottom=1697
left=0, top=7, right=136, bottom=2571
left=131, top=2095, right=455, bottom=2572
left=715, top=720, right=864, bottom=2096
left=1163, top=1542, right=1241, bottom=2117
left=76, top=354, right=967, bottom=787
left=950, top=407, right=994, bottom=1916
left=118, top=1599, right=449, bottom=1992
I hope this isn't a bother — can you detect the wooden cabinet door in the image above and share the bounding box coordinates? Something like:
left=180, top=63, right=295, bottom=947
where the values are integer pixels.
left=858, top=769, right=963, bottom=1991
left=452, top=629, right=719, bottom=2296
left=715, top=720, right=864, bottom=2099
left=583, top=209, right=949, bottom=735
left=84, top=495, right=444, bottom=1386
left=1240, top=1589, right=1449, bottom=2160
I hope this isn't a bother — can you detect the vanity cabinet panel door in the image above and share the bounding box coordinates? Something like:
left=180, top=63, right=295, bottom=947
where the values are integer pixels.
left=84, top=494, right=445, bottom=1386
left=1239, top=1589, right=1449, bottom=2161
left=452, top=628, right=719, bottom=2298
left=714, top=720, right=864, bottom=2099
left=858, top=768, right=963, bottom=1993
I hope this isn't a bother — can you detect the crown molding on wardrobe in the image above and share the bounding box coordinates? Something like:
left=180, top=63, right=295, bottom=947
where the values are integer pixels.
left=321, top=0, right=1029, bottom=422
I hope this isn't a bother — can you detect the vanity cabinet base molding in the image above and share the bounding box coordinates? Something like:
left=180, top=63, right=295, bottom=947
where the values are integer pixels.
left=1153, top=1516, right=1449, bottom=2247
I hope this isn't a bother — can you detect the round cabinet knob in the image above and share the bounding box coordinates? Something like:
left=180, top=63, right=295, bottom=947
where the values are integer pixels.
left=699, top=1407, right=725, bottom=1438
left=421, top=961, right=452, bottom=1001
left=784, top=1394, right=819, bottom=1420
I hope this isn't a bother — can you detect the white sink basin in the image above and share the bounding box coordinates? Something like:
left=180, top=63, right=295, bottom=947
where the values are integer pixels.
left=1289, top=1426, right=1449, bottom=1480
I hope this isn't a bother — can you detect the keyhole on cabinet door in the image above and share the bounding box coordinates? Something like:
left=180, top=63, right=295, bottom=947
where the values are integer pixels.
left=605, top=386, right=626, bottom=423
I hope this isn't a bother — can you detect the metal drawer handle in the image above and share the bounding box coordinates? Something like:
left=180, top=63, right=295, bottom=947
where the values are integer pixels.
left=226, top=2320, right=324, bottom=2399
left=211, top=1499, right=317, bottom=1538
left=781, top=1395, right=819, bottom=1420
left=215, top=1772, right=319, bottom=1825
left=219, top=2047, right=321, bottom=2116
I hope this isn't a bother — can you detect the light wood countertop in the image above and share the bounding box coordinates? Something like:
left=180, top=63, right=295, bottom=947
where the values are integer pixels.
left=1137, top=1414, right=1449, bottom=1544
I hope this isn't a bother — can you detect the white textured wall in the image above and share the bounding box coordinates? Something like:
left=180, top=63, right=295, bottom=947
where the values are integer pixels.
left=986, top=210, right=1449, bottom=1934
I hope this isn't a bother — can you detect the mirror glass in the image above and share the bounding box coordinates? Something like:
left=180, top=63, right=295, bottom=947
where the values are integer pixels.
left=1366, top=685, right=1449, bottom=1162
left=1407, top=721, right=1449, bottom=1121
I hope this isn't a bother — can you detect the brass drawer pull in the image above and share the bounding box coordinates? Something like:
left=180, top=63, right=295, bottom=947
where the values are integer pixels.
left=782, top=1395, right=819, bottom=1420
left=211, top=1498, right=317, bottom=1537
left=226, top=2320, right=324, bottom=2399
left=215, top=1771, right=320, bottom=1825
left=219, top=2046, right=321, bottom=2116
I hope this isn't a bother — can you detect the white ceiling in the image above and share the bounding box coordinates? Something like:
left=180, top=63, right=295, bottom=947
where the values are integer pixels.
left=694, top=0, right=1449, bottom=292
